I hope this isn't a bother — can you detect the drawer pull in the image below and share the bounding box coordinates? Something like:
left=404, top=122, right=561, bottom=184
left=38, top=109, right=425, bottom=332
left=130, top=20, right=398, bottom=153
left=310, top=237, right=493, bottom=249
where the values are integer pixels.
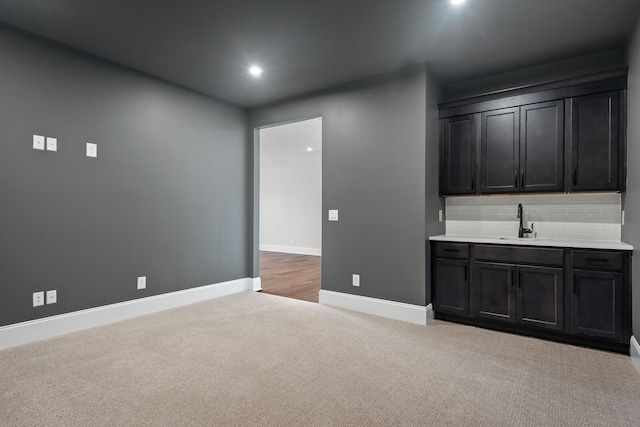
left=586, top=258, right=609, bottom=264
left=443, top=248, right=459, bottom=253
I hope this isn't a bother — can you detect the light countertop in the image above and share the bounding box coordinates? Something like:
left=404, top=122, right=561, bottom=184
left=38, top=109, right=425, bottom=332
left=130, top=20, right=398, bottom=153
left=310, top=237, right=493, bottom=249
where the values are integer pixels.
left=429, top=235, right=633, bottom=251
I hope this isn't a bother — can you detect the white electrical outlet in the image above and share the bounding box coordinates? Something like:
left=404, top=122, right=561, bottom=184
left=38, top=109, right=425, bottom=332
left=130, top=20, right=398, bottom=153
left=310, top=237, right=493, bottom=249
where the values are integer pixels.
left=352, top=274, right=360, bottom=287
left=329, top=210, right=339, bottom=221
left=33, top=291, right=45, bottom=307
left=33, top=135, right=45, bottom=150
left=46, top=290, right=57, bottom=304
left=438, top=210, right=443, bottom=222
left=137, top=276, right=147, bottom=290
left=86, top=142, right=97, bottom=158
left=46, top=137, right=58, bottom=152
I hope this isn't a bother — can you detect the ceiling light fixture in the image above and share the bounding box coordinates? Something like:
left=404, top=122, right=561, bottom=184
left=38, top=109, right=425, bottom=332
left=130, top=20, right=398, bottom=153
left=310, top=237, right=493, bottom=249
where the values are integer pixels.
left=449, top=0, right=466, bottom=5
left=249, top=65, right=263, bottom=77
left=307, top=147, right=313, bottom=152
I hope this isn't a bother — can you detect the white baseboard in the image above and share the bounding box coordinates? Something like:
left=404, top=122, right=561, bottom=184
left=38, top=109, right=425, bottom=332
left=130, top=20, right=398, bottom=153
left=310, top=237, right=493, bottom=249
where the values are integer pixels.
left=259, top=244, right=321, bottom=256
left=631, top=336, right=640, bottom=376
left=319, top=290, right=431, bottom=325
left=252, top=277, right=262, bottom=291
left=0, top=277, right=255, bottom=350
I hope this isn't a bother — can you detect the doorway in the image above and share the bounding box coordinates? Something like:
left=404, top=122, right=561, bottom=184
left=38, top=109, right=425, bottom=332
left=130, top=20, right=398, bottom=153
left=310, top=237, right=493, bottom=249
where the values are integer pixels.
left=258, top=117, right=322, bottom=303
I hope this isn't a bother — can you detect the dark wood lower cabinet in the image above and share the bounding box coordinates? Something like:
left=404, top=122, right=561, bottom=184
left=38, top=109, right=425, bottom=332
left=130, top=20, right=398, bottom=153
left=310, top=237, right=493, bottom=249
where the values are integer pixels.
left=517, top=265, right=563, bottom=331
left=430, top=241, right=631, bottom=353
left=571, top=269, right=623, bottom=341
left=434, top=258, right=469, bottom=315
left=473, top=262, right=563, bottom=330
left=474, top=262, right=515, bottom=322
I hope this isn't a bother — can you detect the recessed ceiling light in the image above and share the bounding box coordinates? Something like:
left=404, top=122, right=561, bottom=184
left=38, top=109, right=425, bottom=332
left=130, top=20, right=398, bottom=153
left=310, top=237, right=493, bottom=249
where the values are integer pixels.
left=307, top=147, right=313, bottom=152
left=449, top=0, right=466, bottom=5
left=249, top=65, right=263, bottom=77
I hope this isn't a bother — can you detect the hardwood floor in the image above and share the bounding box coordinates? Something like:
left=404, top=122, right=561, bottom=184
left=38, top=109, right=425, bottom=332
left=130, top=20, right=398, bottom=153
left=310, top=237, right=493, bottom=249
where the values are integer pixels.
left=259, top=251, right=321, bottom=303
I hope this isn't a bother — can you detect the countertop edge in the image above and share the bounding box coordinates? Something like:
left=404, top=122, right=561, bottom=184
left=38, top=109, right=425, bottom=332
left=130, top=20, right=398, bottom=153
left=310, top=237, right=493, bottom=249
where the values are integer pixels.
left=428, top=235, right=633, bottom=251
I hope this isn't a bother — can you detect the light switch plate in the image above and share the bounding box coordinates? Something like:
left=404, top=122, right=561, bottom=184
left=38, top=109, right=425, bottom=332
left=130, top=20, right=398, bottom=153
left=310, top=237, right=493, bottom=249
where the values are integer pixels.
left=86, top=143, right=97, bottom=158
left=137, top=276, right=147, bottom=290
left=328, top=210, right=339, bottom=221
left=46, top=290, right=57, bottom=304
left=33, top=135, right=45, bottom=150
left=46, top=137, right=57, bottom=152
left=352, top=274, right=360, bottom=287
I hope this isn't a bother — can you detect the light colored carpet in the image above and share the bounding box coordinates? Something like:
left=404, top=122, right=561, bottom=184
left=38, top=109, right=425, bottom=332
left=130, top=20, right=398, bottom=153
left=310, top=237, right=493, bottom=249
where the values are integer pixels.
left=1, top=291, right=639, bottom=426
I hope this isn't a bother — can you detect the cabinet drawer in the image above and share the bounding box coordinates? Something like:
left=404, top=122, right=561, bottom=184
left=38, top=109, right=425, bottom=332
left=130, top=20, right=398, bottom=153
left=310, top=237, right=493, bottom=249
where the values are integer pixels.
left=435, top=242, right=469, bottom=259
left=572, top=250, right=623, bottom=271
left=475, top=245, right=563, bottom=266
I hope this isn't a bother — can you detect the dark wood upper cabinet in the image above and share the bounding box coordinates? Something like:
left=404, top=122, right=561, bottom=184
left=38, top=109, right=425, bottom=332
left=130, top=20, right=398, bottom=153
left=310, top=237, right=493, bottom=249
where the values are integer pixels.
left=569, top=91, right=620, bottom=191
left=481, top=107, right=519, bottom=193
left=441, top=114, right=476, bottom=195
left=520, top=101, right=564, bottom=192
left=438, top=73, right=626, bottom=196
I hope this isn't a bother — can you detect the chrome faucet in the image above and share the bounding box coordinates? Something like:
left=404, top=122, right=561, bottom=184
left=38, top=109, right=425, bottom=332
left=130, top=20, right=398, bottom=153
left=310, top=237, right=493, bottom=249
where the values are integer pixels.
left=517, top=203, right=533, bottom=238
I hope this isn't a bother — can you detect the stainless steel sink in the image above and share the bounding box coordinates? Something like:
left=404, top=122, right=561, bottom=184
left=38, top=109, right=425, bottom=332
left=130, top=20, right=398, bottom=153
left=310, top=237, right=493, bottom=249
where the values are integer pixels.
left=498, top=236, right=537, bottom=241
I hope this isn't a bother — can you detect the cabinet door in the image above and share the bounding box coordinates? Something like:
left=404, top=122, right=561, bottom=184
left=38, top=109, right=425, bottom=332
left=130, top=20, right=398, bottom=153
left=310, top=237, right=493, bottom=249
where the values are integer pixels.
left=569, top=91, right=620, bottom=191
left=481, top=107, right=520, bottom=193
left=441, top=115, right=476, bottom=195
left=571, top=269, right=623, bottom=341
left=520, top=101, right=564, bottom=192
left=434, top=258, right=469, bottom=315
left=473, top=262, right=515, bottom=323
left=516, top=265, right=563, bottom=331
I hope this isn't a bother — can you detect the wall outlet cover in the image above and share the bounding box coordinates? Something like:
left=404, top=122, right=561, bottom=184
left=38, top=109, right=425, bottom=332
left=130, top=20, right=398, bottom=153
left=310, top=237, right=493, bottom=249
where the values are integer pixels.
left=33, top=291, right=45, bottom=307
left=46, top=290, right=57, bottom=304
left=33, top=135, right=45, bottom=150
left=328, top=210, right=339, bottom=221
left=137, top=276, right=147, bottom=290
left=46, top=137, right=58, bottom=152
left=352, top=274, right=360, bottom=287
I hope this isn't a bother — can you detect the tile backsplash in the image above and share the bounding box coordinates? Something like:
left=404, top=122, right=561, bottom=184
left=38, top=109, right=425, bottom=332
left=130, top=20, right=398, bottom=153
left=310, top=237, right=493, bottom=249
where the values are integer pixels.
left=445, top=193, right=622, bottom=241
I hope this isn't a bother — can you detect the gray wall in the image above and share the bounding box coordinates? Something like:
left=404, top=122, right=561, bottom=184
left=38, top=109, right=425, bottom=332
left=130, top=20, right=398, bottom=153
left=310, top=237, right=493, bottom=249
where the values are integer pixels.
left=0, top=25, right=250, bottom=327
left=250, top=65, right=443, bottom=306
left=624, top=19, right=640, bottom=338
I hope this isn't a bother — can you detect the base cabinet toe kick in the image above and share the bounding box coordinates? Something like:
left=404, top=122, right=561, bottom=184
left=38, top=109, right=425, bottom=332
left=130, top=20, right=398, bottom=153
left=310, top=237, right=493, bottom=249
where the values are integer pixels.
left=430, top=241, right=632, bottom=353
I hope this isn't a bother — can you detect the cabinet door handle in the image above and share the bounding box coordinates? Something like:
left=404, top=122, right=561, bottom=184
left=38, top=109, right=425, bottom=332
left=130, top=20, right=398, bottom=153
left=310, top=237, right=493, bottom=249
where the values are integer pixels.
left=510, top=270, right=514, bottom=287
left=573, top=278, right=579, bottom=296
left=521, top=170, right=525, bottom=188
left=514, top=171, right=518, bottom=188
left=443, top=248, right=459, bottom=253
left=573, top=168, right=577, bottom=186
left=471, top=173, right=475, bottom=190
left=464, top=265, right=468, bottom=282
